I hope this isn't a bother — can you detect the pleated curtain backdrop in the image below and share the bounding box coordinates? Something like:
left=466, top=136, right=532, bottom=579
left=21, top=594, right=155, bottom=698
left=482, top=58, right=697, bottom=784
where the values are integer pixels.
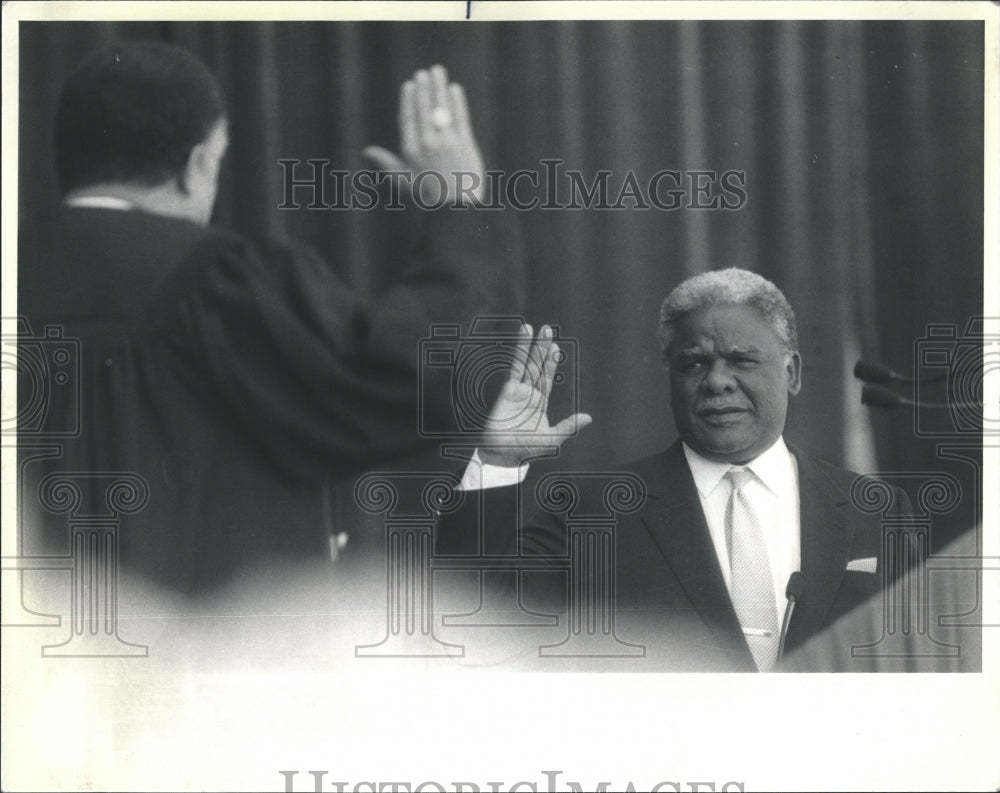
left=17, top=21, right=984, bottom=546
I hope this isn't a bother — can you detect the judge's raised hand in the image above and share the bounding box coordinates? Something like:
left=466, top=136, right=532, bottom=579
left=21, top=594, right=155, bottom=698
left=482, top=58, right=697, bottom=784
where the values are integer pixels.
left=362, top=64, right=486, bottom=205
left=477, top=324, right=593, bottom=468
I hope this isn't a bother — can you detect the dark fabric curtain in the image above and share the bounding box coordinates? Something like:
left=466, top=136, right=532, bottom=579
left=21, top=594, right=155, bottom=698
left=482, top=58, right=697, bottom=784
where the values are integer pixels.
left=17, top=21, right=984, bottom=547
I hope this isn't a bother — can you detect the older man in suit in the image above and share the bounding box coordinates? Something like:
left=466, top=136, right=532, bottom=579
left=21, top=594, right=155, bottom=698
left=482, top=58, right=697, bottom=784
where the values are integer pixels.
left=443, top=269, right=907, bottom=672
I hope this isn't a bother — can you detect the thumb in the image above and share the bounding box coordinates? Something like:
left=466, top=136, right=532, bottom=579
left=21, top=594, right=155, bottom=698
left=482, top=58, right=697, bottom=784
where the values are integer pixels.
left=551, top=412, right=593, bottom=439
left=361, top=146, right=408, bottom=172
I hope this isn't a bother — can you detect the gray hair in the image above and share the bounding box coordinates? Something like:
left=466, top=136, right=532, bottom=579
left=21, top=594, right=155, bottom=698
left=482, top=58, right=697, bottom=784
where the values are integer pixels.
left=657, top=268, right=798, bottom=361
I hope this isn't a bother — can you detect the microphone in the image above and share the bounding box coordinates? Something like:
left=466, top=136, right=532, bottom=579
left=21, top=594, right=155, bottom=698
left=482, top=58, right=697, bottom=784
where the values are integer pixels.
left=861, top=384, right=909, bottom=408
left=861, top=384, right=982, bottom=411
left=853, top=359, right=948, bottom=384
left=853, top=360, right=908, bottom=384
left=777, top=571, right=805, bottom=665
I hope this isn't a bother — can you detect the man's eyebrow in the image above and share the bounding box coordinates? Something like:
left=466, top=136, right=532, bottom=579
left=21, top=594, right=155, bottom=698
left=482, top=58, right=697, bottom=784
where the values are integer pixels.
left=673, top=345, right=761, bottom=358
left=720, top=345, right=761, bottom=356
left=674, top=347, right=709, bottom=359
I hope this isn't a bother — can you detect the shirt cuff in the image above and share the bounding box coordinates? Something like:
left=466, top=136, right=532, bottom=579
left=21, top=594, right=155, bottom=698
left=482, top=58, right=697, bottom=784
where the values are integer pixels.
left=458, top=449, right=529, bottom=491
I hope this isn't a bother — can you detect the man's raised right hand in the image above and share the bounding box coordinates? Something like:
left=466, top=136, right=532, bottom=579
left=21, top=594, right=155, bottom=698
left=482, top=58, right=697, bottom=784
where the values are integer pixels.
left=477, top=324, right=593, bottom=468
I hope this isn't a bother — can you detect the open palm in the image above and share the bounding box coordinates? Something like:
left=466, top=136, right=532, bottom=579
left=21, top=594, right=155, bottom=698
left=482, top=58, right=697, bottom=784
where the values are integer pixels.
left=478, top=324, right=592, bottom=467
left=362, top=64, right=485, bottom=205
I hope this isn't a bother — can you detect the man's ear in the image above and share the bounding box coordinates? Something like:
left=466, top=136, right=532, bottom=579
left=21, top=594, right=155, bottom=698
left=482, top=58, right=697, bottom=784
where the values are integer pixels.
left=180, top=121, right=228, bottom=195
left=786, top=351, right=802, bottom=395
left=176, top=151, right=195, bottom=195
left=176, top=141, right=208, bottom=195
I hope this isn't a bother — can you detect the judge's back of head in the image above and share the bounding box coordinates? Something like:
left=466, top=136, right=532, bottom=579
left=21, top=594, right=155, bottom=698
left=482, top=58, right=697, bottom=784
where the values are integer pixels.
left=54, top=41, right=226, bottom=195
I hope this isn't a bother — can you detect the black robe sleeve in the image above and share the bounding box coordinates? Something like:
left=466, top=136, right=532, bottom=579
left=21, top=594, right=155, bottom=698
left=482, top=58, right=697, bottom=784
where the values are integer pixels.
left=157, top=207, right=523, bottom=481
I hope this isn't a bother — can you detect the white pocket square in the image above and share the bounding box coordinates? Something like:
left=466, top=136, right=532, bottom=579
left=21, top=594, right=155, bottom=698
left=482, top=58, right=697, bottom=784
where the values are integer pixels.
left=846, top=557, right=878, bottom=573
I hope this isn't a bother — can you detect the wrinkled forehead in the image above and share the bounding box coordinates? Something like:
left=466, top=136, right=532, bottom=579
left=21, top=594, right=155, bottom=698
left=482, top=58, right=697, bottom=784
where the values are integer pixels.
left=669, top=303, right=783, bottom=352
left=672, top=339, right=765, bottom=359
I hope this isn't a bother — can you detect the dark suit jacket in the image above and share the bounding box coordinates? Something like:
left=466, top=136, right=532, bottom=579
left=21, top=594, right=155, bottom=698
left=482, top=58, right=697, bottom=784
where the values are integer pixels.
left=437, top=440, right=908, bottom=672
left=18, top=205, right=521, bottom=592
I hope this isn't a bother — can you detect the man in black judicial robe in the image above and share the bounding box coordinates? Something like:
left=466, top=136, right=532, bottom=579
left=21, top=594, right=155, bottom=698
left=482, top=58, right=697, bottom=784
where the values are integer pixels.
left=17, top=42, right=522, bottom=593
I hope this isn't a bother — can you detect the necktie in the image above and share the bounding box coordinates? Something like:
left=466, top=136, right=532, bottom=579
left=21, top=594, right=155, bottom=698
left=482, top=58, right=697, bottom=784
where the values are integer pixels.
left=725, top=468, right=779, bottom=671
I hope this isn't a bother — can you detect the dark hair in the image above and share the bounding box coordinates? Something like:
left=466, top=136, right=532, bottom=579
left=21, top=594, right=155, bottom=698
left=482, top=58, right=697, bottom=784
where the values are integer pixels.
left=54, top=41, right=226, bottom=193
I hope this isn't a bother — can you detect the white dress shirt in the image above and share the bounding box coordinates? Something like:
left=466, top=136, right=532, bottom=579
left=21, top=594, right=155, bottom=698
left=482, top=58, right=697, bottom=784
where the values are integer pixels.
left=459, top=449, right=529, bottom=490
left=682, top=437, right=801, bottom=620
left=460, top=439, right=800, bottom=620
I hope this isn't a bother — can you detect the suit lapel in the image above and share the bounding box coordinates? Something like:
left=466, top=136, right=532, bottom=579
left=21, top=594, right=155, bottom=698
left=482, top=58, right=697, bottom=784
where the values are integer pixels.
left=637, top=443, right=749, bottom=660
left=634, top=442, right=860, bottom=662
left=786, top=448, right=857, bottom=650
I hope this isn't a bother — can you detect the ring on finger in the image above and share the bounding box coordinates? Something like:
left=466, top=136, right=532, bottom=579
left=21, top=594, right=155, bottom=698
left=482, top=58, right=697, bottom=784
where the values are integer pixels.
left=430, top=106, right=453, bottom=128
